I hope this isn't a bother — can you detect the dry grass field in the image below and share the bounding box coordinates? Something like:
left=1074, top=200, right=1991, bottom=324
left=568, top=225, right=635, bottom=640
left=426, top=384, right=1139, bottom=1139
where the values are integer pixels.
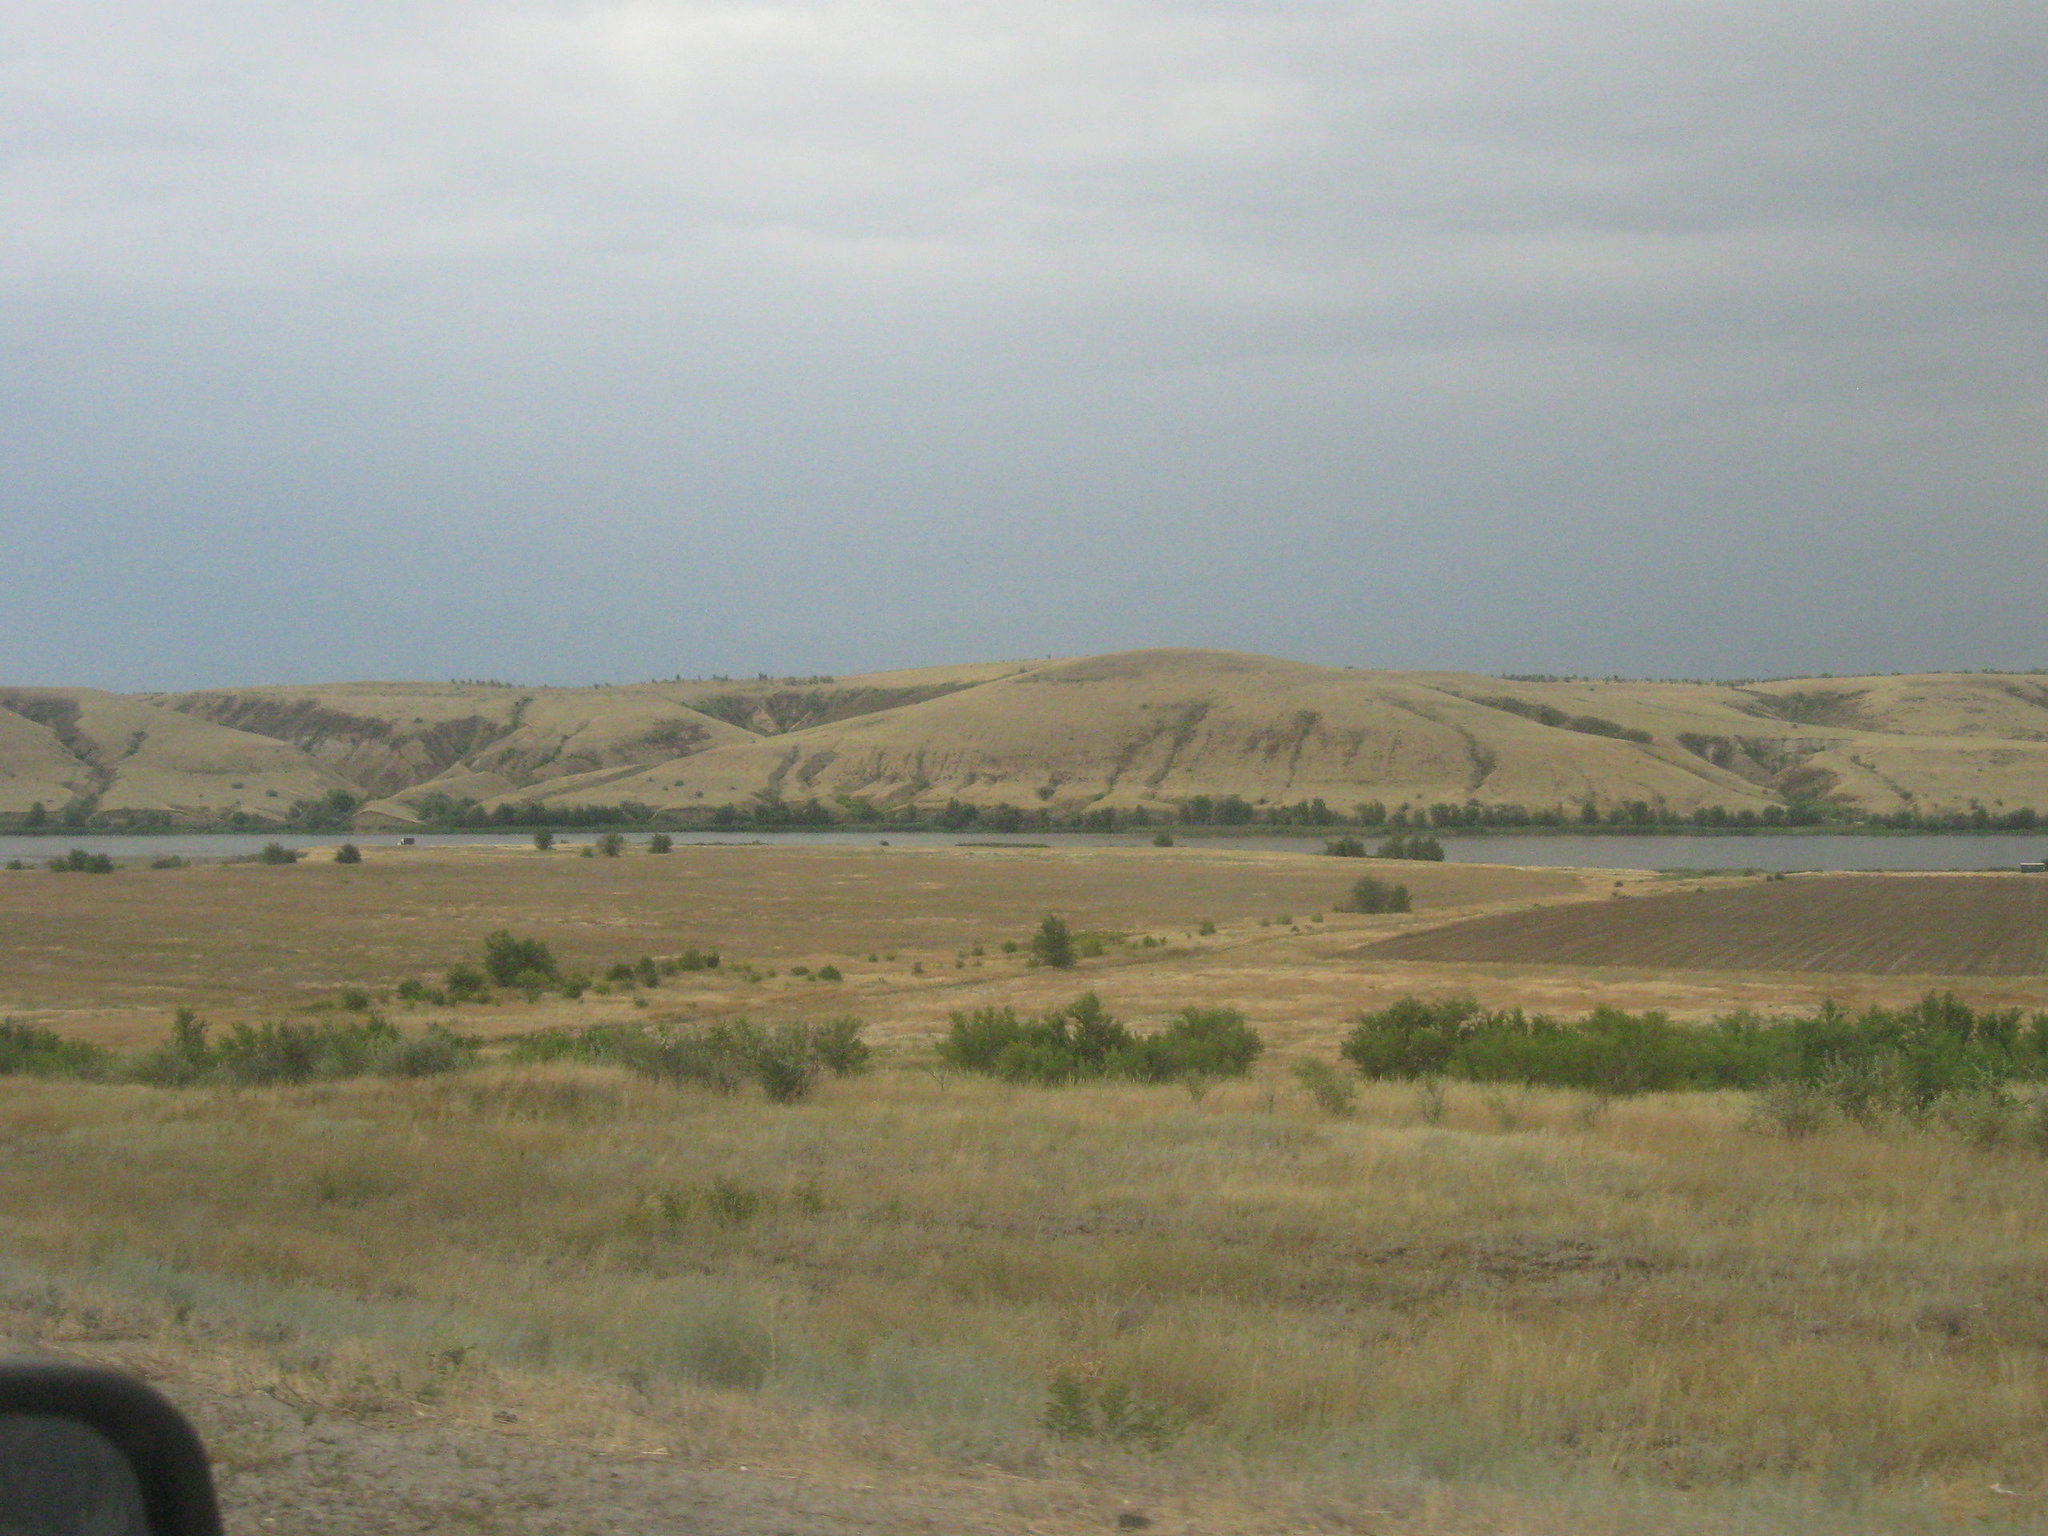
left=0, top=844, right=1593, bottom=1048
left=1369, top=873, right=2048, bottom=976
left=8, top=845, right=2048, bottom=1534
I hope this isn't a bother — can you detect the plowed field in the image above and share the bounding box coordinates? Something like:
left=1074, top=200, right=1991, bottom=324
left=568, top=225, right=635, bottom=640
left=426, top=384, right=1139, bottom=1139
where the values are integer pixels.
left=1366, top=874, right=2048, bottom=975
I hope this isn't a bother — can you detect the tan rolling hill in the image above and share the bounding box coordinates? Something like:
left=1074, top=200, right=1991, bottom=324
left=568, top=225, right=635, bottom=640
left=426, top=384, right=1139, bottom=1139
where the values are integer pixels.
left=6, top=651, right=2048, bottom=826
left=0, top=688, right=349, bottom=823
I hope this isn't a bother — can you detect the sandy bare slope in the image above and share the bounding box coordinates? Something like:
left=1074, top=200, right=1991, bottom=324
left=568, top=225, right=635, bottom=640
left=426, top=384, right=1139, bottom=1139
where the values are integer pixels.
left=5, top=651, right=2048, bottom=825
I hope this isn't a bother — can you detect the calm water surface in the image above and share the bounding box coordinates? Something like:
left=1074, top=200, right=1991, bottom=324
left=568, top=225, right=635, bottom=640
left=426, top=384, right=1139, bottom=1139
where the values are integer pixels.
left=2, top=829, right=2045, bottom=872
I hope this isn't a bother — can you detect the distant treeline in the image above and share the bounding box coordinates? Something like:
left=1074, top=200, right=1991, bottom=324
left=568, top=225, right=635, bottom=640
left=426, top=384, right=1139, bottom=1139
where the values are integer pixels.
left=6, top=787, right=2044, bottom=836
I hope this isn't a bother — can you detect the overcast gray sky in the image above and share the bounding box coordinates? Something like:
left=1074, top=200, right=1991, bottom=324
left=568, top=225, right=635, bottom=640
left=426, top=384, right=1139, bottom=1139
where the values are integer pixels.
left=4, top=0, right=2044, bottom=688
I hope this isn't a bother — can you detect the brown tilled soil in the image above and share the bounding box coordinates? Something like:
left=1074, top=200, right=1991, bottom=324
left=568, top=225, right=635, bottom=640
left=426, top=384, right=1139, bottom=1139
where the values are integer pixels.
left=1365, top=872, right=2048, bottom=976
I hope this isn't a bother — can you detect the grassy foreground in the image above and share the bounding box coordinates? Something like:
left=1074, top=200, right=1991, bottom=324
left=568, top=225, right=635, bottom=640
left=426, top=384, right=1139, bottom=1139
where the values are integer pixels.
left=7, top=1058, right=2048, bottom=1532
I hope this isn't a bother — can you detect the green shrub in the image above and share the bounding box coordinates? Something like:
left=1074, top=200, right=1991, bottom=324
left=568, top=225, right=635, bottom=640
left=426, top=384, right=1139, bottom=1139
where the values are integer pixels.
left=127, top=1010, right=474, bottom=1086
left=808, top=1017, right=871, bottom=1075
left=48, top=848, right=115, bottom=874
left=1342, top=876, right=1410, bottom=913
left=516, top=1017, right=869, bottom=1102
left=1338, top=993, right=2048, bottom=1108
left=1152, top=831, right=1174, bottom=847
left=1323, top=836, right=1367, bottom=858
left=814, top=964, right=842, bottom=982
left=1031, top=914, right=1076, bottom=969
left=257, top=842, right=299, bottom=865
left=1118, top=1007, right=1263, bottom=1082
left=337, top=987, right=373, bottom=1012
left=444, top=965, right=491, bottom=1003
left=533, top=828, right=555, bottom=851
left=149, top=856, right=187, bottom=870
left=482, top=931, right=558, bottom=989
left=1373, top=833, right=1443, bottom=861
left=334, top=842, right=362, bottom=865
left=648, top=833, right=673, bottom=854
left=0, top=1018, right=112, bottom=1079
left=940, top=994, right=1263, bottom=1087
left=745, top=1025, right=819, bottom=1104
left=597, top=831, right=626, bottom=858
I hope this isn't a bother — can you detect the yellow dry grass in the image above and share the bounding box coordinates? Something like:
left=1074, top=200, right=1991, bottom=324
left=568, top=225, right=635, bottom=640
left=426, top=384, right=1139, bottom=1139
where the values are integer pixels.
left=7, top=1065, right=2048, bottom=1533
left=10, top=844, right=2048, bottom=1532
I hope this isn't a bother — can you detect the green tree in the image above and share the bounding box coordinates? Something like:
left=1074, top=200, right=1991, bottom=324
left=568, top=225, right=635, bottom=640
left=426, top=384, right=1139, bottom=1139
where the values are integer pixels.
left=533, top=828, right=555, bottom=852
left=1032, top=914, right=1077, bottom=969
left=597, top=831, right=625, bottom=857
left=334, top=842, right=362, bottom=865
left=482, top=931, right=558, bottom=988
left=648, top=832, right=673, bottom=853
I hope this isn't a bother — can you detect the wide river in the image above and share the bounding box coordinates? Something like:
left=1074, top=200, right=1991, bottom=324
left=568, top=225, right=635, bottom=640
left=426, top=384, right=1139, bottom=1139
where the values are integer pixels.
left=3, top=829, right=2046, bottom=872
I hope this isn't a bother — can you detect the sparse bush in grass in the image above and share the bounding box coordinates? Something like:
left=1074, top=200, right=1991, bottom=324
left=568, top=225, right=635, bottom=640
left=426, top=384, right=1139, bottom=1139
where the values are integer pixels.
left=1323, top=836, right=1367, bottom=858
left=0, top=1018, right=112, bottom=1079
left=1415, top=1076, right=1448, bottom=1124
left=257, top=842, right=299, bottom=865
left=1041, top=1372, right=1178, bottom=1448
left=1292, top=1058, right=1355, bottom=1116
left=337, top=987, right=372, bottom=1012
left=597, top=831, right=625, bottom=857
left=1030, top=914, right=1076, bottom=968
left=634, top=956, right=660, bottom=988
left=149, top=856, right=186, bottom=870
left=1152, top=831, right=1174, bottom=846
left=1197, top=920, right=1217, bottom=936
left=47, top=849, right=115, bottom=874
left=126, top=1009, right=474, bottom=1086
left=939, top=994, right=1263, bottom=1087
left=1935, top=1083, right=2023, bottom=1149
left=443, top=965, right=491, bottom=1004
left=1747, top=1078, right=1829, bottom=1138
left=1482, top=1086, right=1532, bottom=1131
left=334, top=842, right=362, bottom=865
left=648, top=833, right=673, bottom=853
left=509, top=1017, right=869, bottom=1102
left=814, top=964, right=842, bottom=982
left=1340, top=876, right=1410, bottom=914
left=533, top=828, right=554, bottom=851
left=395, top=978, right=443, bottom=1006
left=666, top=1308, right=775, bottom=1390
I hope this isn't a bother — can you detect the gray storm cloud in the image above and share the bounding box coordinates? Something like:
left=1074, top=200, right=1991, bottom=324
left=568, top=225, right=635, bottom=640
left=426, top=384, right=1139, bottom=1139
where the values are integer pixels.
left=3, top=0, right=2043, bottom=685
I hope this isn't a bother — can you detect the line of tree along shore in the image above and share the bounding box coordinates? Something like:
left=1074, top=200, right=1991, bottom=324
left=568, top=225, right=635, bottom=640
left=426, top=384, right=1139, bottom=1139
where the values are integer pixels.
left=6, top=787, right=2046, bottom=836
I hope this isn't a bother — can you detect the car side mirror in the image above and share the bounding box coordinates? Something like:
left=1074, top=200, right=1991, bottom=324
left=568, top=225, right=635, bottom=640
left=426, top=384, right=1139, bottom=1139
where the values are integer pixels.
left=0, top=1360, right=222, bottom=1536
